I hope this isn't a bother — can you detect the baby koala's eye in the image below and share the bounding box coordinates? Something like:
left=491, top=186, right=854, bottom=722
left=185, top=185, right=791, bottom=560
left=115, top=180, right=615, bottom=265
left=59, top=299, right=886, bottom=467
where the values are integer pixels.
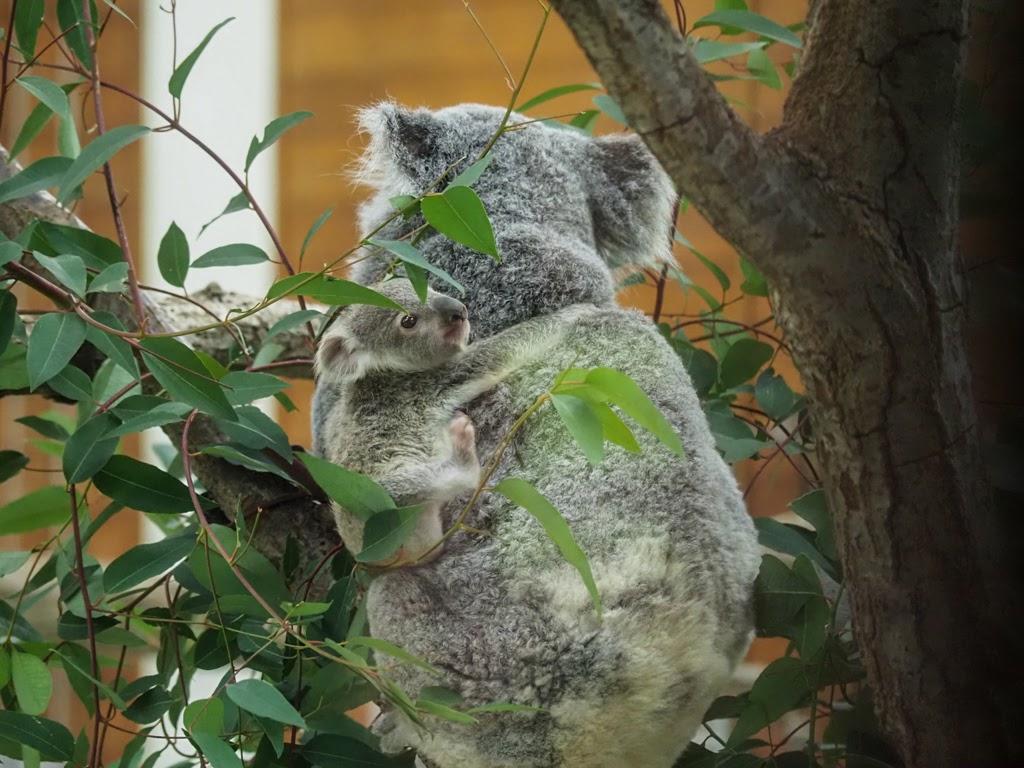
left=400, top=314, right=418, bottom=329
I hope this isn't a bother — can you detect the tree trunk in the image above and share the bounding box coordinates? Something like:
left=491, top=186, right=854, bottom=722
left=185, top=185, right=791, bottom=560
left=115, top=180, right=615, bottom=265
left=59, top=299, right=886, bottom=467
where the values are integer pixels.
left=551, top=0, right=1024, bottom=764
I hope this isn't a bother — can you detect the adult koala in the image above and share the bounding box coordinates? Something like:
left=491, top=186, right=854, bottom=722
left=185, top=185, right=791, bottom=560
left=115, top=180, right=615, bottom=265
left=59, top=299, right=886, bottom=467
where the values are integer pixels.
left=312, top=103, right=760, bottom=768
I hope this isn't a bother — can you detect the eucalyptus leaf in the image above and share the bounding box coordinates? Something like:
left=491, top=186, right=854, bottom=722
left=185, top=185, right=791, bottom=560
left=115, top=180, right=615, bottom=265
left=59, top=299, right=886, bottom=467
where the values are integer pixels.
left=57, top=125, right=150, bottom=204
left=26, top=312, right=86, bottom=390
left=421, top=186, right=499, bottom=260
left=494, top=477, right=601, bottom=617
left=157, top=221, right=189, bottom=287
left=245, top=111, right=313, bottom=172
left=169, top=18, right=235, bottom=98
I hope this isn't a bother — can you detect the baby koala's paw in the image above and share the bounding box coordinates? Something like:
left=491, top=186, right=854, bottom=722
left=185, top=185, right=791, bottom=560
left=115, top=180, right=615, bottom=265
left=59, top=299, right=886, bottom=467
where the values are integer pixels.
left=448, top=410, right=478, bottom=467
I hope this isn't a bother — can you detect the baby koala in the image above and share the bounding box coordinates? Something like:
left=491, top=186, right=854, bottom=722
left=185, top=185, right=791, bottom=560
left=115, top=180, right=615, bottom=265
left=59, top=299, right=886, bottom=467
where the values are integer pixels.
left=315, top=278, right=586, bottom=566
left=315, top=279, right=480, bottom=566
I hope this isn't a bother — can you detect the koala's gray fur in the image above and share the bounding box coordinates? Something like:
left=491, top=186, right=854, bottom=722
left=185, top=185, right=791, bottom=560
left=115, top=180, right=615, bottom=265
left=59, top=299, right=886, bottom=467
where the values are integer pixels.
left=311, top=103, right=760, bottom=768
left=316, top=278, right=587, bottom=564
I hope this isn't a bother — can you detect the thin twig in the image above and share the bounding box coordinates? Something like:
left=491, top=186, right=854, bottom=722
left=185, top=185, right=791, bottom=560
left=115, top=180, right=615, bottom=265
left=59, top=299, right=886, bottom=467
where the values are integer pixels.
left=0, top=0, right=20, bottom=130
left=69, top=485, right=104, bottom=768
left=79, top=0, right=148, bottom=332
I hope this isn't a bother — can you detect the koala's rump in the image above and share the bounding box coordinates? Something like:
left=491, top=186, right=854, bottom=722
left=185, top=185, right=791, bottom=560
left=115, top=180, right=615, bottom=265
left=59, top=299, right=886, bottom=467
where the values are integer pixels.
left=365, top=308, right=759, bottom=767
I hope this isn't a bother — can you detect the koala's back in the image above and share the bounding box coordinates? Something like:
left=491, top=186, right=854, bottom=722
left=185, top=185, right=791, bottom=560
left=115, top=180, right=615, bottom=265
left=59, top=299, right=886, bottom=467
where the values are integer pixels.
left=366, top=307, right=759, bottom=768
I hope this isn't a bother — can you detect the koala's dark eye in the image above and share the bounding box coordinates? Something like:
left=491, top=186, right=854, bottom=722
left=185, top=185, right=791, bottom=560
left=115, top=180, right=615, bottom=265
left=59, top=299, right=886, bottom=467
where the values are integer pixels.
left=400, top=314, right=418, bottom=329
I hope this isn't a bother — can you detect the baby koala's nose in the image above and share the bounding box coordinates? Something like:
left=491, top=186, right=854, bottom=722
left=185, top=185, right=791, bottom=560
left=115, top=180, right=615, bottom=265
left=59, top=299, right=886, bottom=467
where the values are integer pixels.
left=431, top=294, right=468, bottom=324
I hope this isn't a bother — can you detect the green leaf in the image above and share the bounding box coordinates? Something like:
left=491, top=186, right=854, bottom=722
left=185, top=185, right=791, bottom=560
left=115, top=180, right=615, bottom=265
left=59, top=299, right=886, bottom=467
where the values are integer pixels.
left=48, top=364, right=93, bottom=402
left=585, top=368, right=683, bottom=456
left=592, top=93, right=627, bottom=125
left=551, top=394, right=603, bottom=465
left=63, top=412, right=119, bottom=483
left=516, top=82, right=601, bottom=112
left=588, top=401, right=641, bottom=453
left=0, top=450, right=29, bottom=484
left=739, top=255, right=769, bottom=296
left=421, top=186, right=499, bottom=260
left=568, top=109, right=600, bottom=133
left=169, top=18, right=235, bottom=98
left=200, top=191, right=251, bottom=236
left=749, top=657, right=808, bottom=719
left=215, top=405, right=291, bottom=459
left=85, top=313, right=138, bottom=377
left=200, top=444, right=295, bottom=483
left=14, top=0, right=45, bottom=58
left=347, top=636, right=439, bottom=675
left=192, top=243, right=268, bottom=269
left=88, top=261, right=129, bottom=294
left=225, top=679, right=306, bottom=728
left=190, top=731, right=243, bottom=768
left=692, top=250, right=731, bottom=292
left=57, top=125, right=150, bottom=204
left=755, top=368, right=796, bottom=421
left=26, top=312, right=86, bottom=390
left=719, top=338, right=774, bottom=389
left=157, top=221, right=189, bottom=287
left=11, top=651, right=52, bottom=715
left=367, top=239, right=465, bottom=296
left=34, top=252, right=87, bottom=297
left=692, top=39, right=768, bottom=64
left=0, top=156, right=74, bottom=205
left=16, top=77, right=70, bottom=121
left=494, top=477, right=602, bottom=617
left=299, top=453, right=394, bottom=521
left=790, top=489, right=836, bottom=562
left=16, top=413, right=70, bottom=440
left=302, top=734, right=414, bottom=767
left=466, top=701, right=544, bottom=715
left=245, top=111, right=313, bottom=172
left=0, top=289, right=16, bottom=355
left=692, top=10, right=803, bottom=48
left=105, top=401, right=191, bottom=438
left=0, top=712, right=74, bottom=761
left=184, top=697, right=225, bottom=736
left=138, top=337, right=235, bottom=420
left=449, top=152, right=494, bottom=188
left=93, top=455, right=197, bottom=514
left=389, top=195, right=420, bottom=218
left=746, top=47, right=782, bottom=89
left=221, top=371, right=287, bottom=405
left=755, top=518, right=836, bottom=578
left=105, top=535, right=195, bottom=594
left=270, top=273, right=405, bottom=309
left=417, top=698, right=477, bottom=724
left=357, top=506, right=423, bottom=563
left=95, top=626, right=147, bottom=647
left=0, top=486, right=69, bottom=535
left=301, top=208, right=334, bottom=260
left=123, top=687, right=174, bottom=724
left=56, top=0, right=97, bottom=69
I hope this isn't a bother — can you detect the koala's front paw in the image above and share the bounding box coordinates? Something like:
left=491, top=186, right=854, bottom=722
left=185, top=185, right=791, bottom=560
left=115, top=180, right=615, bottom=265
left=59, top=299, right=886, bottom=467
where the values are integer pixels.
left=448, top=411, right=478, bottom=468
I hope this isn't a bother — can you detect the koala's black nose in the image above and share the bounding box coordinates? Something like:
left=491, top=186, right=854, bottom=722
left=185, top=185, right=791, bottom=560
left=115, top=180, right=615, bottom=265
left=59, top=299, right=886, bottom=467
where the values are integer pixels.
left=431, top=294, right=468, bottom=324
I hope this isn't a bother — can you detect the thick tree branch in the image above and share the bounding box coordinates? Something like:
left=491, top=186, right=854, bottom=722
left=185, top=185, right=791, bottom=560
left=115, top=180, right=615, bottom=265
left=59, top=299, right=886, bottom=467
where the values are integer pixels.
left=2, top=147, right=338, bottom=598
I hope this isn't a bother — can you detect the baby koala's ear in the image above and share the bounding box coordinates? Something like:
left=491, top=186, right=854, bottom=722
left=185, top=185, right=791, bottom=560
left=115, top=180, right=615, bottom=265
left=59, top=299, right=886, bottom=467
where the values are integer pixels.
left=315, top=334, right=362, bottom=381
left=355, top=101, right=443, bottom=188
left=585, top=133, right=677, bottom=269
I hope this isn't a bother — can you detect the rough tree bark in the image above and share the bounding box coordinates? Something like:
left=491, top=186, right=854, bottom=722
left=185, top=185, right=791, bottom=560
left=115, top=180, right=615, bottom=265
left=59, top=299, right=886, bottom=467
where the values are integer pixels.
left=0, top=150, right=340, bottom=599
left=550, top=0, right=1023, bottom=765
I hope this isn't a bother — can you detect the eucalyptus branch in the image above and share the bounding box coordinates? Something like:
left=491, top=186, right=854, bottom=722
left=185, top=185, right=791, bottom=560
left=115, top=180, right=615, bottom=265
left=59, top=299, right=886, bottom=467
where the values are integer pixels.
left=69, top=485, right=104, bottom=768
left=79, top=0, right=148, bottom=332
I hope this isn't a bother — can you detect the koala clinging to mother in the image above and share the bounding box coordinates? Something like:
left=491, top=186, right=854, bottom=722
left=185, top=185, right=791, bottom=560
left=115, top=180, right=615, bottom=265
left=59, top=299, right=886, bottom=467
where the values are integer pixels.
left=311, top=102, right=760, bottom=768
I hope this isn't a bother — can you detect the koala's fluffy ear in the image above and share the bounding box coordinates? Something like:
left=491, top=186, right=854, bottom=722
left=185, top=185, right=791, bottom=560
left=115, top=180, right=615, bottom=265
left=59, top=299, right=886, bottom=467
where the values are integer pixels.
left=315, top=334, right=362, bottom=382
left=355, top=102, right=442, bottom=189
left=586, top=134, right=677, bottom=268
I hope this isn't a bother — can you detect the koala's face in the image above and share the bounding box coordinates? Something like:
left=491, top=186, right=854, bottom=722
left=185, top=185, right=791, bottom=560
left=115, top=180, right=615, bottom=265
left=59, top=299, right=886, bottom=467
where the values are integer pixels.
left=316, top=279, right=470, bottom=382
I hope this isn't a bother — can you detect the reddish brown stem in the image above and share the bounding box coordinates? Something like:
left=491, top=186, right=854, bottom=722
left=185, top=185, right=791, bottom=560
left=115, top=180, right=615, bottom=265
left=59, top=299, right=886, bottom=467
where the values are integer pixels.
left=0, top=0, right=18, bottom=131
left=69, top=485, right=104, bottom=768
left=79, top=0, right=148, bottom=332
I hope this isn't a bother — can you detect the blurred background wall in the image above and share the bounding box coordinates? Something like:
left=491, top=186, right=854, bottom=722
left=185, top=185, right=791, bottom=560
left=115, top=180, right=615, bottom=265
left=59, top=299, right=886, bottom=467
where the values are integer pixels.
left=0, top=0, right=807, bottom=758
